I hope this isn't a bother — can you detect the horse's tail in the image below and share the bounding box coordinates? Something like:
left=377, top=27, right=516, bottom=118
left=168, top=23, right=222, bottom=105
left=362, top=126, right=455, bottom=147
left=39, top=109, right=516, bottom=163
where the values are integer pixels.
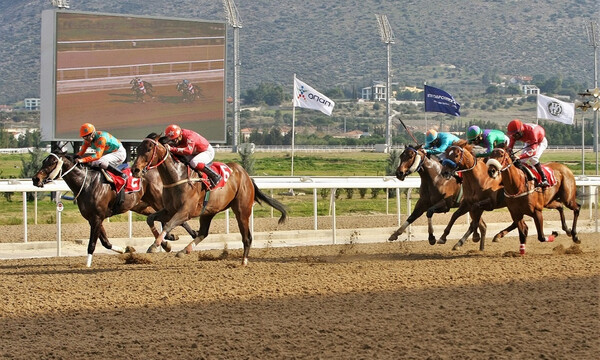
left=252, top=179, right=288, bottom=224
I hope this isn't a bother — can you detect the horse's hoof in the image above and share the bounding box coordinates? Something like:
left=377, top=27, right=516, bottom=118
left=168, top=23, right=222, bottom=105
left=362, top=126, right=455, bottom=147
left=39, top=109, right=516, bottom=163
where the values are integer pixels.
left=388, top=234, right=399, bottom=242
left=428, top=235, right=437, bottom=245
left=573, top=236, right=581, bottom=244
left=452, top=244, right=461, bottom=251
left=492, top=235, right=501, bottom=243
left=147, top=244, right=160, bottom=253
left=436, top=238, right=446, bottom=245
left=125, top=246, right=136, bottom=253
left=161, top=241, right=172, bottom=253
left=165, top=234, right=179, bottom=241
left=175, top=251, right=186, bottom=258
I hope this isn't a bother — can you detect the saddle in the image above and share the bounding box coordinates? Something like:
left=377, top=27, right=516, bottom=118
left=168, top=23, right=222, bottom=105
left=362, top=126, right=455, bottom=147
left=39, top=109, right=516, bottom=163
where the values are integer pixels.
left=520, top=163, right=556, bottom=187
left=100, top=165, right=141, bottom=214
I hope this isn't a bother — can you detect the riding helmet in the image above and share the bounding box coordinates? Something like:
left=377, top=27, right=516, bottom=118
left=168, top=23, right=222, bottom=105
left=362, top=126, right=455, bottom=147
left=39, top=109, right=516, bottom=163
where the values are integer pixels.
left=165, top=124, right=182, bottom=140
left=80, top=123, right=95, bottom=137
left=466, top=125, right=482, bottom=141
left=507, top=119, right=524, bottom=136
left=425, top=129, right=438, bottom=144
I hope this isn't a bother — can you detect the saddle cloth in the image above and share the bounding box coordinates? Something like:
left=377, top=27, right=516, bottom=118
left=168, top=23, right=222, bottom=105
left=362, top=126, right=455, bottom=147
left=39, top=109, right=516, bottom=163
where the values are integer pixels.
left=523, top=163, right=556, bottom=187
left=107, top=166, right=141, bottom=193
left=197, top=162, right=232, bottom=190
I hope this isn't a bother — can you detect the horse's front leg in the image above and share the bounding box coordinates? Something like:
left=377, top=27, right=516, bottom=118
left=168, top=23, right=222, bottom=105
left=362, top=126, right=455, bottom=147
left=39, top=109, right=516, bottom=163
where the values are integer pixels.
left=388, top=200, right=427, bottom=241
left=85, top=218, right=103, bottom=267
left=437, top=203, right=469, bottom=245
left=146, top=209, right=178, bottom=253
left=452, top=209, right=483, bottom=251
left=517, top=219, right=528, bottom=255
left=532, top=210, right=557, bottom=243
left=425, top=199, right=452, bottom=245
left=177, top=214, right=216, bottom=258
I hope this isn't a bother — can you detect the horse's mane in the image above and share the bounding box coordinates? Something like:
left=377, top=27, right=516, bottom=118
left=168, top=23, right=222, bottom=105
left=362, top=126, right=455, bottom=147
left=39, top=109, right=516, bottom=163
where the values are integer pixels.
left=145, top=132, right=170, bottom=145
left=452, top=139, right=475, bottom=155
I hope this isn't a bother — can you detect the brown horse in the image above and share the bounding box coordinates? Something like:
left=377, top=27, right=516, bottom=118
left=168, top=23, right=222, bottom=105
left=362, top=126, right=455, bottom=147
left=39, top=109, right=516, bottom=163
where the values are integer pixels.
left=439, top=140, right=517, bottom=250
left=388, top=144, right=487, bottom=245
left=486, top=146, right=580, bottom=254
left=131, top=134, right=288, bottom=265
left=32, top=149, right=197, bottom=267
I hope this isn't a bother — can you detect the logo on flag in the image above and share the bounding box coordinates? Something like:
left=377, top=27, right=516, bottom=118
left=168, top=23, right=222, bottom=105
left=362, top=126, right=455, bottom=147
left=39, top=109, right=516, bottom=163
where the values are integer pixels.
left=293, top=78, right=335, bottom=116
left=537, top=94, right=574, bottom=125
left=424, top=85, right=460, bottom=116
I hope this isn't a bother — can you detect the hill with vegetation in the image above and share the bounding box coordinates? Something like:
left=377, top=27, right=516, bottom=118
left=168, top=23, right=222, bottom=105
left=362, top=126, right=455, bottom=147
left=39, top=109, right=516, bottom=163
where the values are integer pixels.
left=0, top=0, right=598, bottom=106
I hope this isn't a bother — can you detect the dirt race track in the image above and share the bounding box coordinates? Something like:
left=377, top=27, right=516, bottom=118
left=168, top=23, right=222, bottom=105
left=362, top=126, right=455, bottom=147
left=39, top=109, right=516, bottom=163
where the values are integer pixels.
left=0, top=216, right=599, bottom=359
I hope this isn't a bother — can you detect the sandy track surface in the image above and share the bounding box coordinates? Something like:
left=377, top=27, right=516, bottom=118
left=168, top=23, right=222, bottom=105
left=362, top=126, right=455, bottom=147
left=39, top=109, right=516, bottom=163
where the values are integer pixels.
left=0, top=217, right=598, bottom=359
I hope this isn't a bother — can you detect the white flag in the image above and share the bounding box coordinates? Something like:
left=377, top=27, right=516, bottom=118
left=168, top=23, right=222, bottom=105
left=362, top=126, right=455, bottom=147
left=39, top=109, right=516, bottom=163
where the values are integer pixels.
left=537, top=94, right=574, bottom=125
left=293, top=77, right=335, bottom=116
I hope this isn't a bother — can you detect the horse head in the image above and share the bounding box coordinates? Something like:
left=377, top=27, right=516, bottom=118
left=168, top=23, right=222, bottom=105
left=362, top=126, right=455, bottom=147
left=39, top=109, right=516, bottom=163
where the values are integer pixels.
left=32, top=151, right=74, bottom=187
left=486, top=146, right=511, bottom=179
left=132, top=133, right=170, bottom=178
left=440, top=140, right=475, bottom=179
left=396, top=144, right=424, bottom=180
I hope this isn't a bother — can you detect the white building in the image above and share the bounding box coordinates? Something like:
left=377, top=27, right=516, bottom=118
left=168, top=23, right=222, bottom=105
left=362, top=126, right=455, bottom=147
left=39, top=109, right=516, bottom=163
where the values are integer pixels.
left=24, top=98, right=40, bottom=111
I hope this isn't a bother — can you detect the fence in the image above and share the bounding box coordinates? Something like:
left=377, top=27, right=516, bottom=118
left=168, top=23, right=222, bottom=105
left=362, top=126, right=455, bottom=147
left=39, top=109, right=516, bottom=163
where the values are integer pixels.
left=0, top=176, right=598, bottom=249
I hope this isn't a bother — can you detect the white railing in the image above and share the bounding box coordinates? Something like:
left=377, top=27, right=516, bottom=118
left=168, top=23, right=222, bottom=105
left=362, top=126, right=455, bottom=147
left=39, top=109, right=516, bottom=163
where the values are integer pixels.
left=0, top=176, right=598, bottom=248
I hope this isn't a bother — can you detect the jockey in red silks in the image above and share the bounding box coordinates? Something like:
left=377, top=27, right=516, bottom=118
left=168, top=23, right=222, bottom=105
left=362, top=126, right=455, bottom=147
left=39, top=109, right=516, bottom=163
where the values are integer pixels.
left=135, top=78, right=146, bottom=93
left=77, top=123, right=127, bottom=178
left=164, top=124, right=222, bottom=186
left=506, top=119, right=549, bottom=188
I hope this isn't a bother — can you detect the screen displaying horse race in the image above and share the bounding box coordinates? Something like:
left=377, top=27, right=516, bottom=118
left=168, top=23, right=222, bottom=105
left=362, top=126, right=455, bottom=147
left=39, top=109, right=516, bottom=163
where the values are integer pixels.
left=41, top=10, right=226, bottom=143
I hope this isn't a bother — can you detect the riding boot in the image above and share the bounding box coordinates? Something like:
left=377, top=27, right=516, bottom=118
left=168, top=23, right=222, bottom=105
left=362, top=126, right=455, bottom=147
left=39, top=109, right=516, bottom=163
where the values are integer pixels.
left=107, top=164, right=127, bottom=179
left=534, top=163, right=549, bottom=188
left=197, top=165, right=222, bottom=187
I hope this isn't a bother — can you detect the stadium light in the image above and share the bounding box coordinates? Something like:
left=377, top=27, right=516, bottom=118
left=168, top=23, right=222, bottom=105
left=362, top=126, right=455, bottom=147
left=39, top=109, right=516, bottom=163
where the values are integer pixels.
left=223, top=0, right=242, bottom=153
left=375, top=14, right=395, bottom=153
left=50, top=0, right=70, bottom=9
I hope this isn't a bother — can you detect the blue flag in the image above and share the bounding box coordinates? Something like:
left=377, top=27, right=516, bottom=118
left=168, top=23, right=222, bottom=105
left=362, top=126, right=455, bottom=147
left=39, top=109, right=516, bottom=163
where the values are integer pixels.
left=424, top=85, right=460, bottom=116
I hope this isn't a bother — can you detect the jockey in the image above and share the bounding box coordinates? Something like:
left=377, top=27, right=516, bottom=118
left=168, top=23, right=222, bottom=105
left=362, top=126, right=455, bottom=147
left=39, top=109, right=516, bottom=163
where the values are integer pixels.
left=424, top=129, right=460, bottom=160
left=506, top=119, right=549, bottom=188
left=183, top=79, right=194, bottom=93
left=466, top=125, right=510, bottom=158
left=135, top=78, right=145, bottom=93
left=76, top=123, right=127, bottom=179
left=164, top=124, right=222, bottom=186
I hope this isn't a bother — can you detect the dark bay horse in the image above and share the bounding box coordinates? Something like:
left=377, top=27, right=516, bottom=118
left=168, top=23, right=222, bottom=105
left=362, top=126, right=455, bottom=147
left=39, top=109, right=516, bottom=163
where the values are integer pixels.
left=388, top=144, right=487, bottom=245
left=131, top=134, right=288, bottom=265
left=130, top=78, right=155, bottom=102
left=439, top=140, right=517, bottom=251
left=176, top=82, right=201, bottom=102
left=486, top=146, right=580, bottom=254
left=32, top=150, right=197, bottom=267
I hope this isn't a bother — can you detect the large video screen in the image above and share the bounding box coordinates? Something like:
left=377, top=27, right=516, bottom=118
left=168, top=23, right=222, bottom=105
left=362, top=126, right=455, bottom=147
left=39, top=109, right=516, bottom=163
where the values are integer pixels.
left=41, top=10, right=226, bottom=142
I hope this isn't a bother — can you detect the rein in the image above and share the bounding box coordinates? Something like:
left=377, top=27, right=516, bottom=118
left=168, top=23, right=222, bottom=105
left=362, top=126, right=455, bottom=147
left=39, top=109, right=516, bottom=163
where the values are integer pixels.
left=142, top=138, right=169, bottom=171
left=45, top=153, right=88, bottom=200
left=449, top=146, right=477, bottom=173
left=404, top=147, right=424, bottom=174
left=492, top=148, right=538, bottom=198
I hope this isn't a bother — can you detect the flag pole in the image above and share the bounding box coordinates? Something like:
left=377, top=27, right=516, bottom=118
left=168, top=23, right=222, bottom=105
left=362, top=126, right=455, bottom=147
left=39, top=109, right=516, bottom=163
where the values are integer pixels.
left=291, top=73, right=296, bottom=177
left=424, top=81, right=428, bottom=131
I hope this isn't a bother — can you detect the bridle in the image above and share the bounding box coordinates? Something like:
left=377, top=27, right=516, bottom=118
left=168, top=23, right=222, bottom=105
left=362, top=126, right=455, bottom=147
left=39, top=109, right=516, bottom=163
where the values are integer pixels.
left=401, top=146, right=424, bottom=175
left=44, top=153, right=88, bottom=200
left=139, top=138, right=169, bottom=172
left=443, top=145, right=476, bottom=173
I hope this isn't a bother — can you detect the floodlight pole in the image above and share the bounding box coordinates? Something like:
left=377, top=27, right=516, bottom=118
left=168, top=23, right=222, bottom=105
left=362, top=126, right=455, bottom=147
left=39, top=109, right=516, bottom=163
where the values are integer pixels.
left=586, top=21, right=599, bottom=174
left=223, top=0, right=242, bottom=153
left=376, top=14, right=395, bottom=153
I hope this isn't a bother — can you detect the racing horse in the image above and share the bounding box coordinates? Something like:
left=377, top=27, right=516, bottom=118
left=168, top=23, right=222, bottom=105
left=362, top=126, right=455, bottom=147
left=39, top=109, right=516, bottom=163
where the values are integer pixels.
left=486, top=146, right=580, bottom=254
left=32, top=148, right=197, bottom=267
left=176, top=81, right=201, bottom=102
left=130, top=78, right=155, bottom=102
left=439, top=140, right=518, bottom=251
left=387, top=144, right=487, bottom=245
left=131, top=134, right=288, bottom=266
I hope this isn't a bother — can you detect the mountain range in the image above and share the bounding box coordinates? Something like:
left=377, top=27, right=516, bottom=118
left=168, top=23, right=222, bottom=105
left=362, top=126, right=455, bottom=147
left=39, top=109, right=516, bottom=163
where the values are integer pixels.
left=0, top=0, right=598, bottom=105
